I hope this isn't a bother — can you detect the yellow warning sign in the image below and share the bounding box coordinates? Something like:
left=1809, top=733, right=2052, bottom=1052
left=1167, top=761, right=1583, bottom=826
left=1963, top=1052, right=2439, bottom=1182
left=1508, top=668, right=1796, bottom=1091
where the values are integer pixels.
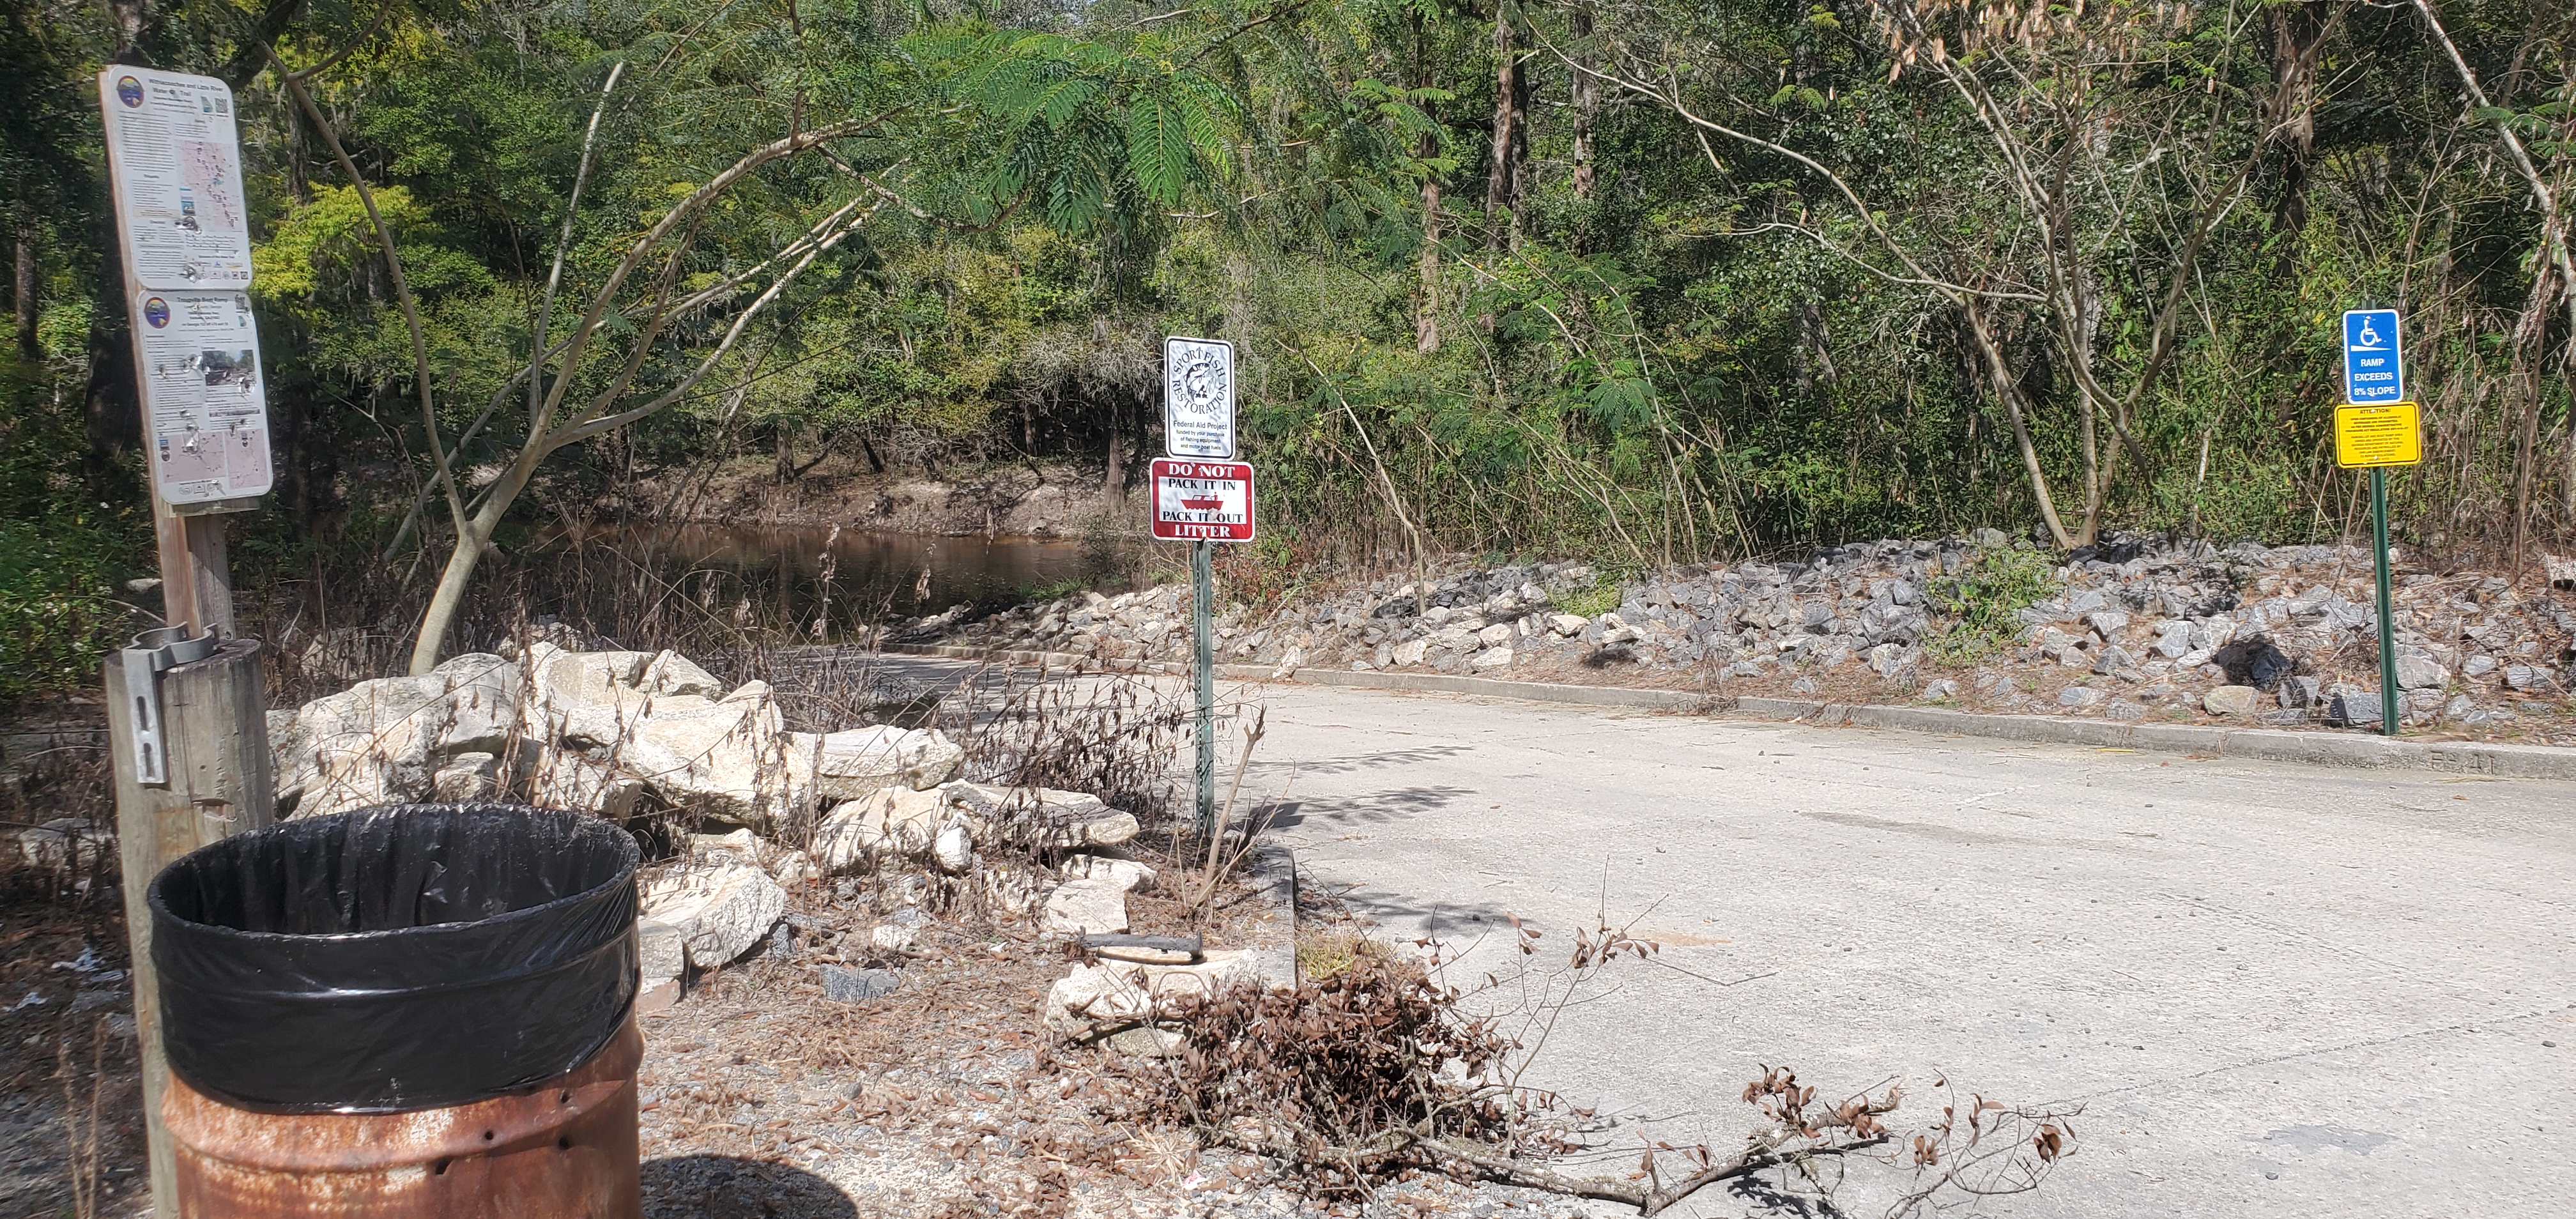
left=2334, top=401, right=2422, bottom=468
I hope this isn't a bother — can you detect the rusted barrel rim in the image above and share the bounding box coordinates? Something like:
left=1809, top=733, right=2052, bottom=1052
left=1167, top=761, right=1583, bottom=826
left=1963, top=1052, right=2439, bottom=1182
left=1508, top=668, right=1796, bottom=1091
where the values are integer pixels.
left=163, top=1019, right=643, bottom=1174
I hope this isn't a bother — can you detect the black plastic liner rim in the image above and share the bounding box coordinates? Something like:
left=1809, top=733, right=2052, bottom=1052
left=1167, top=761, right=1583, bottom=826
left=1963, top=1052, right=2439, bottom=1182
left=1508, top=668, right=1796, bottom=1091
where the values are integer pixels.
left=147, top=802, right=641, bottom=943
left=147, top=802, right=643, bottom=1114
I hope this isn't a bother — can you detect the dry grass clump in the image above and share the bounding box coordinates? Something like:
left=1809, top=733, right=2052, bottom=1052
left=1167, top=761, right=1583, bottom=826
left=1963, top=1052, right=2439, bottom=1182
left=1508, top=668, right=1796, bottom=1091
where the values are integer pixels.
left=1292, top=929, right=1388, bottom=981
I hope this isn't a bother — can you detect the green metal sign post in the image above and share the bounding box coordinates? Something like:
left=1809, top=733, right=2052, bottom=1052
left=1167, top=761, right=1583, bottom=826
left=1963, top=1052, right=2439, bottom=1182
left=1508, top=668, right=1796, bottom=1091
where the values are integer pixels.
left=2370, top=468, right=2398, bottom=737
left=1192, top=539, right=1217, bottom=835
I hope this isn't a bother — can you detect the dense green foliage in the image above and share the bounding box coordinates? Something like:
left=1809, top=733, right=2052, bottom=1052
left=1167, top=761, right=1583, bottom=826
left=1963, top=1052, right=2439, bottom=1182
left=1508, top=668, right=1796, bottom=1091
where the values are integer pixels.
left=3, top=0, right=2572, bottom=684
left=1, top=351, right=139, bottom=698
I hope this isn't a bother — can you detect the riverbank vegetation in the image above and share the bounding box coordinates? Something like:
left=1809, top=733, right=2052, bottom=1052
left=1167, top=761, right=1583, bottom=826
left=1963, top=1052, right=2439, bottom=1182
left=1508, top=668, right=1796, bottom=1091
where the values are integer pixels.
left=4, top=0, right=2572, bottom=687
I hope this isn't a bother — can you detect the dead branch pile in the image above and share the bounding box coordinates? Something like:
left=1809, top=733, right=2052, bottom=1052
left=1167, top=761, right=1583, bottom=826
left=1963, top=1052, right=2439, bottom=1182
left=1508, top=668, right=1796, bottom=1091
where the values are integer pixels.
left=1096, top=948, right=1514, bottom=1196
left=1091, top=916, right=2082, bottom=1216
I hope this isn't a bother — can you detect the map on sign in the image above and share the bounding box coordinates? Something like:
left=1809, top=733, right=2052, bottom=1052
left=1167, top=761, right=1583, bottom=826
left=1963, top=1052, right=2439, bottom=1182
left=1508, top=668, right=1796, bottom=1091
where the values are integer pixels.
left=2334, top=402, right=2422, bottom=470
left=2342, top=309, right=2404, bottom=404
left=97, top=68, right=255, bottom=289
left=1150, top=459, right=1255, bottom=542
left=135, top=291, right=273, bottom=503
left=1162, top=337, right=1236, bottom=459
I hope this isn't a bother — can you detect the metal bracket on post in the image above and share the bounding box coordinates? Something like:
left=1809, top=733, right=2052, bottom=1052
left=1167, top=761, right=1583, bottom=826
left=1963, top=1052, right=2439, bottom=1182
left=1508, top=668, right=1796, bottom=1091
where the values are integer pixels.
left=119, top=626, right=218, bottom=786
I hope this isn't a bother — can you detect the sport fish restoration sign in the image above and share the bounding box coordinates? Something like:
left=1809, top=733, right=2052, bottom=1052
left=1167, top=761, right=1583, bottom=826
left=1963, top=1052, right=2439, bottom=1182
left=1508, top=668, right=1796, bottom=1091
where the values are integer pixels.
left=134, top=289, right=273, bottom=502
left=1149, top=459, right=1255, bottom=542
left=99, top=67, right=274, bottom=508
left=98, top=68, right=255, bottom=289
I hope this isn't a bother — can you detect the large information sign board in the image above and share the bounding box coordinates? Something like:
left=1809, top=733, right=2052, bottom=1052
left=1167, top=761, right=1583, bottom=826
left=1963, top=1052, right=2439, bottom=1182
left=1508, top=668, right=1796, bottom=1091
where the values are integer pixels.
left=135, top=290, right=274, bottom=502
left=99, top=68, right=272, bottom=507
left=98, top=69, right=256, bottom=289
left=1162, top=337, right=1236, bottom=459
left=1149, top=459, right=1255, bottom=542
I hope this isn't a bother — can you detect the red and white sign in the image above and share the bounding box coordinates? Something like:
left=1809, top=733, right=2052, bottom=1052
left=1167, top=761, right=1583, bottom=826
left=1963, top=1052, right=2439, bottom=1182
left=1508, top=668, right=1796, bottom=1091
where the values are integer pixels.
left=1150, top=459, right=1255, bottom=542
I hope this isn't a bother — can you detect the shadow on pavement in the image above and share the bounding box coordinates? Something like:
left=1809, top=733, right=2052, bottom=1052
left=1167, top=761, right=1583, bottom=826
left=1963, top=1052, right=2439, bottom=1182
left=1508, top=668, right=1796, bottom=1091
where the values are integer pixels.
left=1265, top=742, right=1475, bottom=775
left=1261, top=786, right=1478, bottom=831
left=643, top=1154, right=856, bottom=1218
left=1327, top=885, right=1518, bottom=947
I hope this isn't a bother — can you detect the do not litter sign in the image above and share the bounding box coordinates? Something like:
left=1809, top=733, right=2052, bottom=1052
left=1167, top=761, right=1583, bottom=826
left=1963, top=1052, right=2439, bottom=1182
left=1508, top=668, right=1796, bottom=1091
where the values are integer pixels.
left=1150, top=459, right=1255, bottom=542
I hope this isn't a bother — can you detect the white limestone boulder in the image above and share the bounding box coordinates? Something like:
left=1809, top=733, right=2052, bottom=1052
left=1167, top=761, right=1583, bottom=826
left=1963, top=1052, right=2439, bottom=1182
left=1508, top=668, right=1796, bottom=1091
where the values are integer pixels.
left=1043, top=878, right=1131, bottom=935
left=638, top=918, right=686, bottom=985
left=933, top=824, right=974, bottom=873
left=945, top=782, right=1140, bottom=848
left=526, top=749, right=645, bottom=822
left=812, top=785, right=957, bottom=871
left=1061, top=854, right=1156, bottom=892
left=812, top=726, right=965, bottom=801
left=277, top=654, right=520, bottom=817
left=640, top=854, right=787, bottom=970
left=610, top=682, right=811, bottom=832
left=1041, top=950, right=1266, bottom=1041
left=640, top=649, right=724, bottom=698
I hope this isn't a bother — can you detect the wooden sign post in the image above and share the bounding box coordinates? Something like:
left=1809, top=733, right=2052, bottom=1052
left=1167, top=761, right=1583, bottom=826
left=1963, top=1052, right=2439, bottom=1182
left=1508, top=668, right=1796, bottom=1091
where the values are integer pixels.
left=104, top=638, right=272, bottom=1210
left=97, top=66, right=276, bottom=1213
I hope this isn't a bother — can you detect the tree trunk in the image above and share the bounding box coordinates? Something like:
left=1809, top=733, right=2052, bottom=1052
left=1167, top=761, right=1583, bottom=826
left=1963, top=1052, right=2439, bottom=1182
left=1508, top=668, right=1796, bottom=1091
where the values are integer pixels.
left=1484, top=3, right=1518, bottom=249
left=411, top=443, right=551, bottom=673
left=105, top=0, right=167, bottom=65
left=2264, top=1, right=2325, bottom=279
left=410, top=509, right=494, bottom=673
left=82, top=305, right=141, bottom=492
left=81, top=171, right=141, bottom=498
left=1959, top=300, right=2083, bottom=548
left=1105, top=405, right=1124, bottom=498
left=1414, top=16, right=1443, bottom=352
left=12, top=230, right=35, bottom=358
left=1570, top=1, right=1597, bottom=204
left=2564, top=290, right=2576, bottom=524
left=2507, top=258, right=2559, bottom=569
left=276, top=383, right=312, bottom=526
left=1508, top=36, right=1533, bottom=243
left=1418, top=144, right=1443, bottom=353
left=858, top=432, right=885, bottom=474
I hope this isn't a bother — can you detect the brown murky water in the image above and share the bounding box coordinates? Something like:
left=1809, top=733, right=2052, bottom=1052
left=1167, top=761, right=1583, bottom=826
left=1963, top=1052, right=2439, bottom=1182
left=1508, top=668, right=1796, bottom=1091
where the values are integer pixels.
left=564, top=523, right=1089, bottom=634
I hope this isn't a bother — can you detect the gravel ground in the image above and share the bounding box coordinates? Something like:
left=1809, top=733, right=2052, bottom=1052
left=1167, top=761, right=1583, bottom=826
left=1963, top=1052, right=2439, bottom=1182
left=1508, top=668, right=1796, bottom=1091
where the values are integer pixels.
left=0, top=864, right=144, bottom=1219
left=632, top=866, right=1624, bottom=1219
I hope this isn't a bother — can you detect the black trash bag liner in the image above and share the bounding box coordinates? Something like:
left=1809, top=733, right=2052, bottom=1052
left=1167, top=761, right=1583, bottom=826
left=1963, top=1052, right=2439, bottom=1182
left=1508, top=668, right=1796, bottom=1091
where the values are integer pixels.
left=150, top=803, right=640, bottom=1114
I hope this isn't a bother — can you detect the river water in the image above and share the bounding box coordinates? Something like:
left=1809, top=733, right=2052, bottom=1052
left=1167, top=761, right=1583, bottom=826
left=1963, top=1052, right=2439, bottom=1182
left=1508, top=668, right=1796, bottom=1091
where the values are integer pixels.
left=558, top=523, right=1089, bottom=633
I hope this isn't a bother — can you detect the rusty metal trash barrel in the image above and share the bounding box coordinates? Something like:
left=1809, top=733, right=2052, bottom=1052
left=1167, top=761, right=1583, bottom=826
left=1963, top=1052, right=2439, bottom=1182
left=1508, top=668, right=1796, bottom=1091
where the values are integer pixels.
left=147, top=803, right=643, bottom=1217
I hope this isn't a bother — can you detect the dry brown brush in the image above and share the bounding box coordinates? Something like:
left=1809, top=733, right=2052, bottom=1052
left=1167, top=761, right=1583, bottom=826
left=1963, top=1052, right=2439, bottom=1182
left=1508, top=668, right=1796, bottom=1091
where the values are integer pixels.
left=1096, top=914, right=2079, bottom=1216
left=1096, top=947, right=1517, bottom=1197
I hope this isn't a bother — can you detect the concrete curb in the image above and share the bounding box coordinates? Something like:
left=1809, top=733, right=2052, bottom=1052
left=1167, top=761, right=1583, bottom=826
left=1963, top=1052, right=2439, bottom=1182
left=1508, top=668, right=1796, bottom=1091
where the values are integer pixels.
left=1245, top=846, right=1300, bottom=990
left=882, top=643, right=2576, bottom=779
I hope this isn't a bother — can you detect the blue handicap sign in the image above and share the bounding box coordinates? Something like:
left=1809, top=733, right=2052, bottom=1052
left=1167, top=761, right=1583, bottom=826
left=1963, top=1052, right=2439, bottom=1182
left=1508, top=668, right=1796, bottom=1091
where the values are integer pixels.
left=2342, top=309, right=2404, bottom=404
